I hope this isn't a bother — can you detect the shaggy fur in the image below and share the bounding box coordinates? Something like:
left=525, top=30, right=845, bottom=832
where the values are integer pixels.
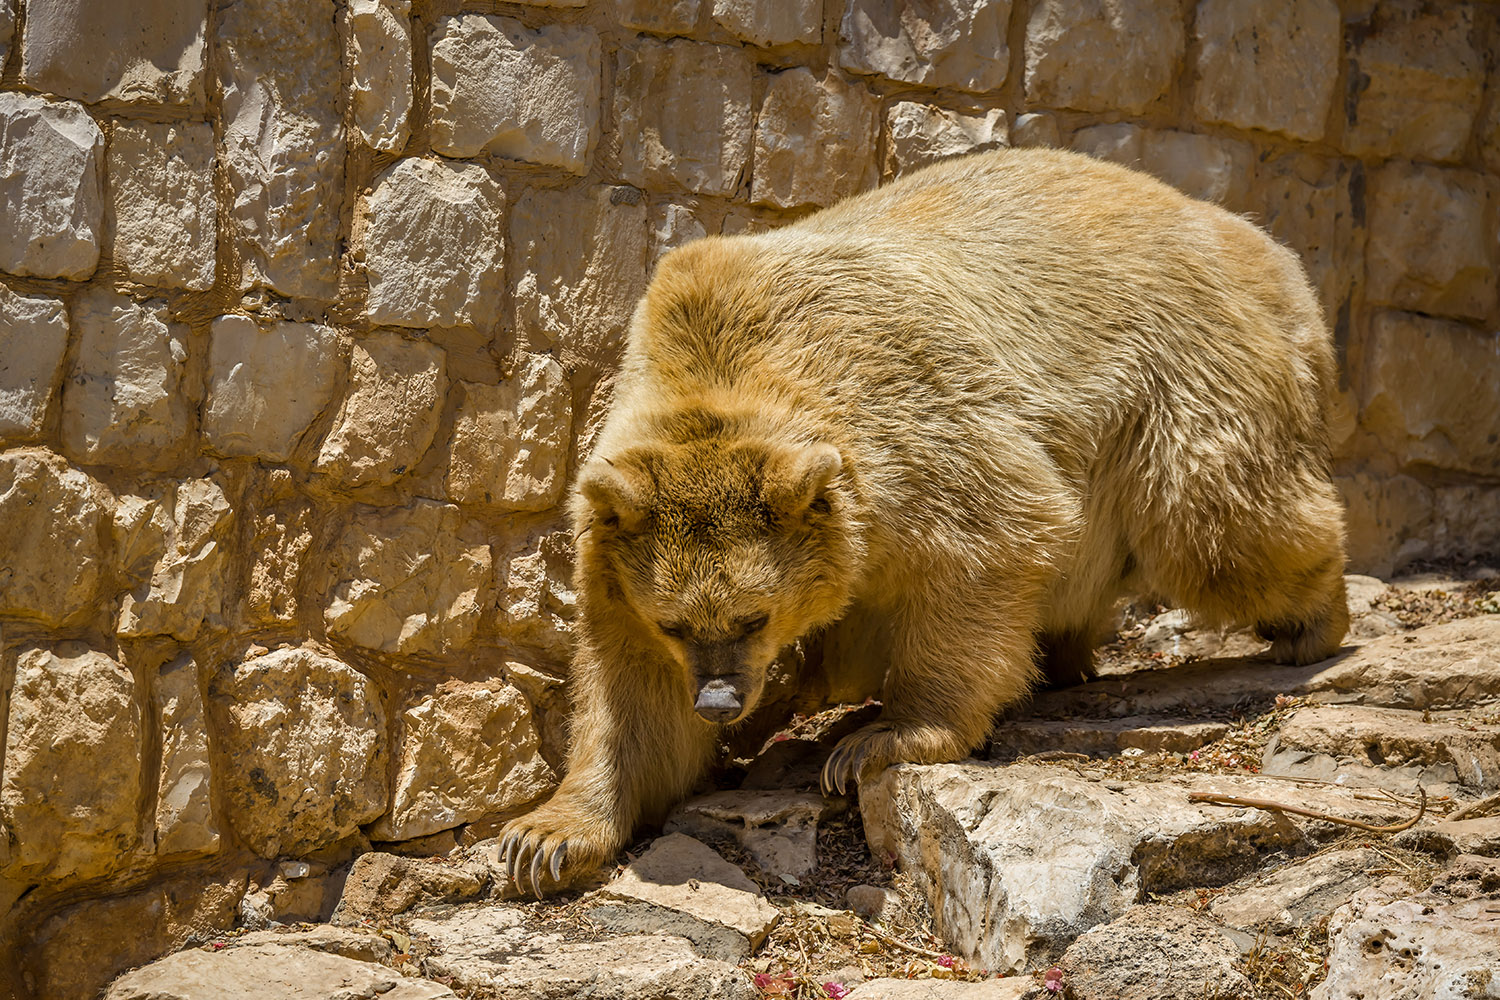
left=499, top=147, right=1348, bottom=894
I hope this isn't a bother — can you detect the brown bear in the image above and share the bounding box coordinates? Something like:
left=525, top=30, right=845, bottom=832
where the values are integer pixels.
left=499, top=147, right=1348, bottom=895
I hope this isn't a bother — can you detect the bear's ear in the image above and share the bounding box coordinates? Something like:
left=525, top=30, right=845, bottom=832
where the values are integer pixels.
left=578, top=457, right=650, bottom=534
left=767, top=443, right=843, bottom=518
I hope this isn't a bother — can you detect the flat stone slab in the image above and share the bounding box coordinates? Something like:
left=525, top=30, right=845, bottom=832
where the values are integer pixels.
left=1263, top=705, right=1500, bottom=797
left=862, top=762, right=1421, bottom=973
left=330, top=852, right=487, bottom=925
left=989, top=716, right=1231, bottom=760
left=1058, top=905, right=1250, bottom=1000
left=1207, top=848, right=1384, bottom=936
left=854, top=978, right=1036, bottom=998
left=665, top=790, right=837, bottom=876
left=587, top=832, right=780, bottom=961
left=104, top=943, right=456, bottom=1000
left=407, top=904, right=756, bottom=1000
left=1315, top=856, right=1500, bottom=999
left=1395, top=815, right=1500, bottom=861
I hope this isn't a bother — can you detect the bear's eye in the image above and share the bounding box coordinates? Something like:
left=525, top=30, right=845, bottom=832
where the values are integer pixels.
left=739, top=614, right=769, bottom=637
left=660, top=622, right=687, bottom=639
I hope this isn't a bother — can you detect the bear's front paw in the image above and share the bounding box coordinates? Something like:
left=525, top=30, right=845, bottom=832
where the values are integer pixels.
left=820, top=721, right=900, bottom=796
left=497, top=800, right=615, bottom=898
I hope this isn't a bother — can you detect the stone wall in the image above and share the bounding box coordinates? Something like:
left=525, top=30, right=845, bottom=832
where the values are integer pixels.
left=0, top=0, right=1496, bottom=995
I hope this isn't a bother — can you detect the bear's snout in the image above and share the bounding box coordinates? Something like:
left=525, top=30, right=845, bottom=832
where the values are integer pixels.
left=694, top=678, right=744, bottom=723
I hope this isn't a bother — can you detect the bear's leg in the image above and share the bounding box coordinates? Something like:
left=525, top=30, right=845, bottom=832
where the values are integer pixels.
left=1035, top=628, right=1098, bottom=688
left=821, top=581, right=1041, bottom=795
left=499, top=637, right=717, bottom=895
left=1254, top=561, right=1349, bottom=666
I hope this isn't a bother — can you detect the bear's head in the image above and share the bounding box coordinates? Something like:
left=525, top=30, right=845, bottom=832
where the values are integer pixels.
left=576, top=436, right=856, bottom=725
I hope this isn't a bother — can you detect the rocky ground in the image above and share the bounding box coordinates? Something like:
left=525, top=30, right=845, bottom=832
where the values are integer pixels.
left=103, top=568, right=1500, bottom=1000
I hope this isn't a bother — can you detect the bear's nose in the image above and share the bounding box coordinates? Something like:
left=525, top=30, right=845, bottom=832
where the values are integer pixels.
left=694, top=679, right=743, bottom=723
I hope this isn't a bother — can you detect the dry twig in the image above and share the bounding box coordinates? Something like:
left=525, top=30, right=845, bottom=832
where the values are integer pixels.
left=864, top=925, right=948, bottom=961
left=1446, top=792, right=1500, bottom=822
left=1188, top=787, right=1426, bottom=834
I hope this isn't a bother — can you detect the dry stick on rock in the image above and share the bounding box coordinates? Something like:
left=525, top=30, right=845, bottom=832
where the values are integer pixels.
left=1447, top=792, right=1500, bottom=822
left=1187, top=787, right=1427, bottom=834
left=865, top=925, right=949, bottom=961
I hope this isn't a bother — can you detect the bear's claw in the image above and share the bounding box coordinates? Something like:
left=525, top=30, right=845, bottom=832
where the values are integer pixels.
left=821, top=724, right=892, bottom=797
left=497, top=826, right=568, bottom=897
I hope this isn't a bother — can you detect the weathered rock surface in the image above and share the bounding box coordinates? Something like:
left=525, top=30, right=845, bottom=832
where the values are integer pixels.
left=331, top=852, right=488, bottom=925
left=649, top=200, right=709, bottom=264
left=344, top=0, right=412, bottom=153
left=713, top=0, right=820, bottom=46
left=1396, top=816, right=1500, bottom=861
left=614, top=38, right=753, bottom=196
left=510, top=184, right=650, bottom=379
left=212, top=645, right=387, bottom=858
left=431, top=15, right=599, bottom=172
left=856, top=982, right=1034, bottom=999
left=862, top=762, right=1417, bottom=971
left=1140, top=129, right=1254, bottom=208
left=1024, top=0, right=1182, bottom=113
left=1342, top=0, right=1483, bottom=163
left=324, top=500, right=492, bottom=656
left=154, top=655, right=219, bottom=858
left=618, top=0, right=699, bottom=35
left=29, top=871, right=245, bottom=1000
left=1207, top=848, right=1384, bottom=935
left=447, top=356, right=571, bottom=511
left=229, top=925, right=393, bottom=964
left=0, top=450, right=105, bottom=624
left=0, top=0, right=12, bottom=69
left=1011, top=111, right=1059, bottom=148
left=363, top=158, right=506, bottom=329
left=243, top=470, right=315, bottom=626
left=107, top=121, right=216, bottom=290
left=104, top=944, right=457, bottom=1000
left=1058, top=904, right=1251, bottom=1000
left=62, top=289, right=191, bottom=472
left=0, top=92, right=103, bottom=279
left=494, top=526, right=577, bottom=661
left=884, top=102, right=1006, bottom=176
left=989, top=716, right=1231, bottom=760
left=1, top=643, right=142, bottom=883
left=115, top=476, right=233, bottom=640
left=1193, top=0, right=1340, bottom=141
left=588, top=833, right=780, bottom=961
left=314, top=331, right=447, bottom=488
left=204, top=316, right=342, bottom=462
left=839, top=0, right=1011, bottom=94
left=1314, top=857, right=1500, bottom=1000
left=1070, top=121, right=1143, bottom=166
left=667, top=790, right=834, bottom=877
left=753, top=68, right=877, bottom=209
left=1365, top=165, right=1493, bottom=323
left=1259, top=152, right=1360, bottom=327
left=1263, top=705, right=1500, bottom=797
left=0, top=284, right=68, bottom=441
left=369, top=680, right=556, bottom=842
left=409, top=904, right=758, bottom=1000
left=20, top=0, right=207, bottom=106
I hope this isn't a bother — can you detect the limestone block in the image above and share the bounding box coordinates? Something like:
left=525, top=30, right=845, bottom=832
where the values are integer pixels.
left=1337, top=472, right=1433, bottom=578
left=154, top=655, right=218, bottom=858
left=20, top=0, right=207, bottom=106
left=838, top=0, right=1011, bottom=94
left=1482, top=85, right=1500, bottom=174
left=1139, top=129, right=1253, bottom=208
left=331, top=852, right=487, bottom=924
left=0, top=92, right=103, bottom=280
left=325, top=500, right=493, bottom=656
left=105, top=943, right=457, bottom=1000
left=1, top=643, right=142, bottom=882
left=368, top=681, right=556, bottom=842
left=0, top=0, right=11, bottom=70
left=1209, top=849, right=1382, bottom=936
left=0, top=284, right=67, bottom=442
left=447, top=357, right=571, bottom=511
left=1259, top=153, right=1360, bottom=329
left=1011, top=111, right=1060, bottom=149
left=106, top=121, right=216, bottom=291
left=1058, top=905, right=1251, bottom=1000
left=989, top=716, right=1230, bottom=760
left=30, top=872, right=246, bottom=1000
left=615, top=38, right=753, bottom=196
left=589, top=833, right=781, bottom=962
left=245, top=470, right=316, bottom=626
left=712, top=0, right=820, bottom=46
left=1358, top=311, right=1500, bottom=479
left=0, top=450, right=105, bottom=625
left=1024, top=0, right=1182, bottom=113
left=651, top=200, right=710, bottom=264
left=217, top=0, right=344, bottom=299
left=511, top=185, right=650, bottom=380
left=495, top=527, right=577, bottom=662
left=1366, top=164, right=1492, bottom=322
left=314, top=331, right=447, bottom=488
left=884, top=102, right=1006, bottom=176
left=666, top=790, right=834, bottom=877
left=1343, top=1, right=1482, bottom=162
left=753, top=68, right=877, bottom=209
left=1432, top=484, right=1500, bottom=565
left=431, top=15, right=599, bottom=173
left=213, top=646, right=387, bottom=858
left=1070, top=122, right=1143, bottom=166
left=204, top=315, right=341, bottom=462
left=345, top=0, right=412, bottom=153
left=1193, top=0, right=1340, bottom=141
left=364, top=158, right=505, bottom=329
left=618, top=0, right=700, bottom=35
left=856, top=983, right=1031, bottom=1000
left=62, top=289, right=190, bottom=472
left=115, top=477, right=233, bottom=641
